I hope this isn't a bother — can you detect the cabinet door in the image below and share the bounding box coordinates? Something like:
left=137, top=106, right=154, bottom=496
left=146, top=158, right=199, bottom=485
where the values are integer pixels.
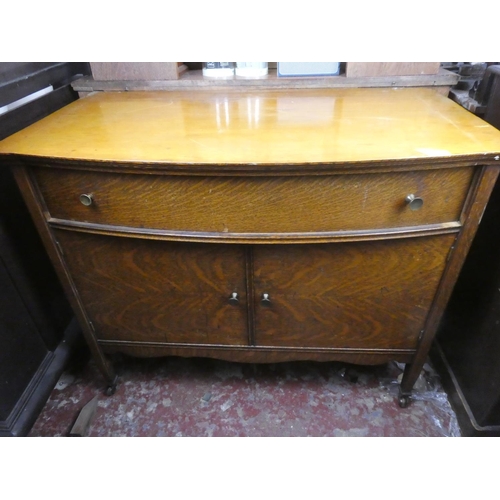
left=53, top=230, right=249, bottom=346
left=253, top=235, right=456, bottom=350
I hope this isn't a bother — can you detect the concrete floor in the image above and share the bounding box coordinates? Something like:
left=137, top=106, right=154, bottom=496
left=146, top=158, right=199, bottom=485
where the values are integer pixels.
left=29, top=353, right=460, bottom=437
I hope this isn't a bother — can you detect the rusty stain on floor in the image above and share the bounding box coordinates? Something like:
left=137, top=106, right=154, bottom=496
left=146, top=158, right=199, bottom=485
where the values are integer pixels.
left=29, top=355, right=460, bottom=437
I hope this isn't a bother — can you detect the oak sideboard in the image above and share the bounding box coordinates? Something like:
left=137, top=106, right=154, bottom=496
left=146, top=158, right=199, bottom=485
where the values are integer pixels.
left=2, top=87, right=500, bottom=407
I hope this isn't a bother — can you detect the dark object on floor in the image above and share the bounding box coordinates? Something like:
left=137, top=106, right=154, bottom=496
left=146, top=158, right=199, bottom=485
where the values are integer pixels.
left=69, top=396, right=99, bottom=437
left=0, top=63, right=89, bottom=437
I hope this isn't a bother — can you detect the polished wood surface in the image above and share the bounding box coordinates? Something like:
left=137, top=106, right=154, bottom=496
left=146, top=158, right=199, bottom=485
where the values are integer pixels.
left=54, top=230, right=249, bottom=346
left=253, top=236, right=455, bottom=349
left=34, top=167, right=474, bottom=234
left=1, top=88, right=500, bottom=166
left=3, top=89, right=500, bottom=403
left=100, top=343, right=415, bottom=365
left=51, top=228, right=455, bottom=353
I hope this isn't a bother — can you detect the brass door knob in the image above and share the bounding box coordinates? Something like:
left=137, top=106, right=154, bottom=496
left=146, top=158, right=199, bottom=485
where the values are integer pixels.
left=405, top=194, right=423, bottom=211
left=261, top=293, right=271, bottom=306
left=79, top=193, right=94, bottom=206
left=228, top=292, right=239, bottom=305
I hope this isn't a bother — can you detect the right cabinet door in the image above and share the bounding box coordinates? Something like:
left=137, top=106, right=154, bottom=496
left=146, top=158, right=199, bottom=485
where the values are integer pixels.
left=252, top=235, right=456, bottom=350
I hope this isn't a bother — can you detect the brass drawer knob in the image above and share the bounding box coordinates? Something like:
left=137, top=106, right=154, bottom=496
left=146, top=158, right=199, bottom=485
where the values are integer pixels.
left=79, top=193, right=94, bottom=206
left=228, top=292, right=239, bottom=305
left=261, top=293, right=271, bottom=306
left=405, top=194, right=423, bottom=211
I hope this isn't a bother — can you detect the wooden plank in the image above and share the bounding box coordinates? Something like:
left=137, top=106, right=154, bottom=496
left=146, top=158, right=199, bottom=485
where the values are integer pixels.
left=434, top=86, right=451, bottom=96
left=71, top=68, right=458, bottom=92
left=90, top=62, right=180, bottom=81
left=100, top=341, right=414, bottom=365
left=0, top=63, right=90, bottom=108
left=346, top=62, right=441, bottom=78
left=69, top=396, right=99, bottom=437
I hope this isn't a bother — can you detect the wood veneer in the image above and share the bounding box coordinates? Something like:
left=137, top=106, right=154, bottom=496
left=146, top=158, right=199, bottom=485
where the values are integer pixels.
left=345, top=62, right=441, bottom=78
left=54, top=231, right=249, bottom=346
left=2, top=88, right=500, bottom=406
left=2, top=89, right=500, bottom=165
left=34, top=167, right=474, bottom=234
left=89, top=62, right=181, bottom=81
left=252, top=237, right=455, bottom=349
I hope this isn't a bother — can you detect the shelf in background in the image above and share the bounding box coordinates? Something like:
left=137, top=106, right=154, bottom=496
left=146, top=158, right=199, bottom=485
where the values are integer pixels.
left=72, top=68, right=458, bottom=96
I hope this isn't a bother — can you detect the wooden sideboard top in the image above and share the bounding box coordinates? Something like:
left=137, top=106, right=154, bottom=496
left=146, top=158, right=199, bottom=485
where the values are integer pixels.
left=1, top=88, right=500, bottom=167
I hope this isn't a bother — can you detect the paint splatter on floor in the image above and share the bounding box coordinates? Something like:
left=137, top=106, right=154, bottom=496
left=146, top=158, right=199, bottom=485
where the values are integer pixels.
left=29, top=355, right=460, bottom=437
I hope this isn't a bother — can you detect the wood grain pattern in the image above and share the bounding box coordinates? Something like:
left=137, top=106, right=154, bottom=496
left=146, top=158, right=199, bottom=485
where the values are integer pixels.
left=1, top=89, right=500, bottom=166
left=346, top=63, right=440, bottom=78
left=12, top=165, right=116, bottom=385
left=433, top=167, right=500, bottom=431
left=99, top=342, right=415, bottom=364
left=53, top=230, right=249, bottom=346
left=71, top=69, right=458, bottom=92
left=0, top=86, right=78, bottom=143
left=253, top=236, right=456, bottom=349
left=90, top=63, right=180, bottom=81
left=400, top=165, right=500, bottom=394
left=33, top=167, right=474, bottom=234
left=3, top=89, right=500, bottom=401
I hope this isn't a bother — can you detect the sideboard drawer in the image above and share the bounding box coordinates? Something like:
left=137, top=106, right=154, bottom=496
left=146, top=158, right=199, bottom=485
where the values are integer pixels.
left=34, top=166, right=474, bottom=234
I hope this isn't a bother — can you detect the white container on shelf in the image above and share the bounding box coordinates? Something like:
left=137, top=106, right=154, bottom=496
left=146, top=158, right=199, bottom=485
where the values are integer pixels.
left=277, top=62, right=340, bottom=77
left=235, top=62, right=268, bottom=77
left=202, top=62, right=235, bottom=78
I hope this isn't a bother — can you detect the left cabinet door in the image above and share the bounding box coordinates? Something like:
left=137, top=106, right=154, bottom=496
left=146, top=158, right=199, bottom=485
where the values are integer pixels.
left=53, top=230, right=249, bottom=346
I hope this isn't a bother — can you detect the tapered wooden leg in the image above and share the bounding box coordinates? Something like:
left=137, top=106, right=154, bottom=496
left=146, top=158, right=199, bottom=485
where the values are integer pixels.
left=398, top=392, right=411, bottom=408
left=397, top=166, right=500, bottom=407
left=398, top=362, right=423, bottom=407
left=12, top=165, right=118, bottom=395
left=88, top=344, right=117, bottom=394
left=105, top=375, right=118, bottom=396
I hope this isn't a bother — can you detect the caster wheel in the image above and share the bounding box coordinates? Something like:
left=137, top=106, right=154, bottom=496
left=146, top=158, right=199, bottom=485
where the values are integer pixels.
left=105, top=384, right=116, bottom=396
left=344, top=368, right=359, bottom=383
left=398, top=395, right=410, bottom=408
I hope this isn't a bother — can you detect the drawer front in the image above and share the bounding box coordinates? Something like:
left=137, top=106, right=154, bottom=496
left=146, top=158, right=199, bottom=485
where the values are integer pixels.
left=34, top=167, right=474, bottom=234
